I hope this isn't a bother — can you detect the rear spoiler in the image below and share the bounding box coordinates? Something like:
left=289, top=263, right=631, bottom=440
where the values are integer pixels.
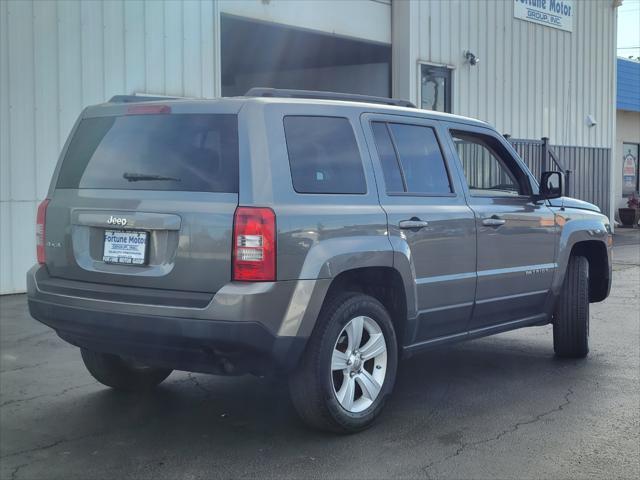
left=108, top=94, right=182, bottom=103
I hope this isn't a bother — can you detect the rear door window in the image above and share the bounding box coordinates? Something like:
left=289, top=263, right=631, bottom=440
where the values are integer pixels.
left=372, top=122, right=452, bottom=195
left=283, top=116, right=367, bottom=194
left=57, top=114, right=239, bottom=192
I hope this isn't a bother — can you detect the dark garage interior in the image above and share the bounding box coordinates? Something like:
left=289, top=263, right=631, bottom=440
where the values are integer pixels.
left=221, top=14, right=391, bottom=98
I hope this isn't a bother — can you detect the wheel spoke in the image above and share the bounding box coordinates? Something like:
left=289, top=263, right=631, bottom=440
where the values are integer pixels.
left=356, top=370, right=381, bottom=400
left=336, top=374, right=356, bottom=410
left=331, top=349, right=349, bottom=371
left=345, top=316, right=364, bottom=351
left=359, top=333, right=386, bottom=361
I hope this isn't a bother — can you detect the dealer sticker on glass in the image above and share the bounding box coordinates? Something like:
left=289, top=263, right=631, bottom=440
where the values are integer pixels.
left=103, top=230, right=148, bottom=265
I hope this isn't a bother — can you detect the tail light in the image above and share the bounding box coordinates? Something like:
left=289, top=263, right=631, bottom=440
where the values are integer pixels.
left=36, top=199, right=50, bottom=264
left=232, top=207, right=276, bottom=281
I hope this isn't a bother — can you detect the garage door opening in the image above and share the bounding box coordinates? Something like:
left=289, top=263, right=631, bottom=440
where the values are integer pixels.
left=221, top=15, right=391, bottom=98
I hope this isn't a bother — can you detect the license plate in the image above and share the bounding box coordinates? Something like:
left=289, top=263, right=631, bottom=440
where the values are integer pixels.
left=103, top=230, right=148, bottom=265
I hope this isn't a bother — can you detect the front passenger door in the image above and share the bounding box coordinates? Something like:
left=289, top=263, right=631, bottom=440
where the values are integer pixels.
left=447, top=126, right=557, bottom=332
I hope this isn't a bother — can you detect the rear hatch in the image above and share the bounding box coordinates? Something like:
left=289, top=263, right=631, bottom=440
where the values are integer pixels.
left=44, top=103, right=239, bottom=296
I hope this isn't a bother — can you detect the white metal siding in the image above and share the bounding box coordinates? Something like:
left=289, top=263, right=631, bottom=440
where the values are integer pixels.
left=0, top=0, right=617, bottom=294
left=0, top=0, right=390, bottom=294
left=0, top=0, right=221, bottom=294
left=393, top=0, right=617, bottom=149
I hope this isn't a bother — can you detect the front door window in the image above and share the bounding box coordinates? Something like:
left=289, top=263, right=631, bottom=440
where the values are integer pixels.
left=451, top=131, right=529, bottom=197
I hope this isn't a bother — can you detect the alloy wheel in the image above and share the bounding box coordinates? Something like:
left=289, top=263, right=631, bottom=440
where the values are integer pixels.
left=331, top=315, right=388, bottom=413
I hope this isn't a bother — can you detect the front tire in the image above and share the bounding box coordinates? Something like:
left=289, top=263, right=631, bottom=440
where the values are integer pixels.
left=81, top=348, right=172, bottom=392
left=553, top=255, right=590, bottom=358
left=289, top=292, right=398, bottom=433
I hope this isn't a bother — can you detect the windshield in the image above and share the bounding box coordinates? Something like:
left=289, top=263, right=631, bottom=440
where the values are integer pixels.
left=56, top=113, right=239, bottom=192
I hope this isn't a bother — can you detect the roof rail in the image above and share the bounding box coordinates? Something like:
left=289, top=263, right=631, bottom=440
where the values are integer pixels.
left=108, top=94, right=180, bottom=103
left=244, top=88, right=416, bottom=108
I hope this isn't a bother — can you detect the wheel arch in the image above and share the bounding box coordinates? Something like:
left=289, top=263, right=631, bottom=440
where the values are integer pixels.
left=552, top=213, right=612, bottom=303
left=569, top=240, right=611, bottom=302
left=321, top=266, right=410, bottom=349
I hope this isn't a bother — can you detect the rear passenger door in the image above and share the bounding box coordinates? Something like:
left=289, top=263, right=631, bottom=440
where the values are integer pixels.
left=361, top=114, right=476, bottom=347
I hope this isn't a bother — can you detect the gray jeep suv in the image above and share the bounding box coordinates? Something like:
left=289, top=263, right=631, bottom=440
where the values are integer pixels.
left=27, top=88, right=612, bottom=433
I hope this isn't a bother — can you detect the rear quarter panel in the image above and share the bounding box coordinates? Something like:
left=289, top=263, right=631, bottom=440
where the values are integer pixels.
left=239, top=102, right=393, bottom=337
left=240, top=101, right=392, bottom=283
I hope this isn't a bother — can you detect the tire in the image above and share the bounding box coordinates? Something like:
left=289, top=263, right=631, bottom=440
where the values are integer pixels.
left=289, top=292, right=398, bottom=433
left=81, top=348, right=172, bottom=392
left=553, top=255, right=590, bottom=358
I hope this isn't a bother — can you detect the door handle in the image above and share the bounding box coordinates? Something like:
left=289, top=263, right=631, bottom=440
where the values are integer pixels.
left=399, top=219, right=429, bottom=229
left=482, top=216, right=506, bottom=227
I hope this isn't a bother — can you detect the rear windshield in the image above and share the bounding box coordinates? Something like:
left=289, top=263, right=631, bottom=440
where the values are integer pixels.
left=57, top=114, right=239, bottom=192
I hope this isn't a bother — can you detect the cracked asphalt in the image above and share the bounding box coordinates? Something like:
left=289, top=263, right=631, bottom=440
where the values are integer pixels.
left=1, top=232, right=638, bottom=479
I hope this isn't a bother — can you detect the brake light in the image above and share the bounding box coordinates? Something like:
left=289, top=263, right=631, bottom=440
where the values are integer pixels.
left=36, top=199, right=50, bottom=264
left=232, top=207, right=276, bottom=281
left=126, top=104, right=171, bottom=115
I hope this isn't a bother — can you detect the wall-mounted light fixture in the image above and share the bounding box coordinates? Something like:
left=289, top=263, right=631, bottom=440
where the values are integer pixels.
left=464, top=50, right=479, bottom=66
left=586, top=114, right=598, bottom=127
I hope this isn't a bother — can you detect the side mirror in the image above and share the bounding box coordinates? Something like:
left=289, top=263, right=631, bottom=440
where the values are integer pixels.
left=539, top=171, right=564, bottom=199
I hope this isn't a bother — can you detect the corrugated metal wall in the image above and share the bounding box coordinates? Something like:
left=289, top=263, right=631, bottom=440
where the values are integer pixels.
left=0, top=0, right=391, bottom=294
left=511, top=140, right=611, bottom=216
left=0, top=0, right=220, bottom=294
left=0, top=0, right=617, bottom=294
left=553, top=145, right=611, bottom=217
left=394, top=0, right=617, bottom=149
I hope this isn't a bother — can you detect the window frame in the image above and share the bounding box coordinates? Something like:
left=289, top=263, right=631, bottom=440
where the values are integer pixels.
left=418, top=62, right=454, bottom=114
left=282, top=114, right=368, bottom=196
left=370, top=120, right=457, bottom=198
left=448, top=128, right=534, bottom=200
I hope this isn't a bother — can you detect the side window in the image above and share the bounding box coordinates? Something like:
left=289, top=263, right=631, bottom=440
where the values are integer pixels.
left=371, top=122, right=404, bottom=192
left=372, top=123, right=452, bottom=195
left=283, top=116, right=366, bottom=194
left=451, top=131, right=527, bottom=197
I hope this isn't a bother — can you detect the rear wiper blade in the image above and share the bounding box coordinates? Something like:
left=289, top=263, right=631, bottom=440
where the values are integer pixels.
left=123, top=172, right=181, bottom=182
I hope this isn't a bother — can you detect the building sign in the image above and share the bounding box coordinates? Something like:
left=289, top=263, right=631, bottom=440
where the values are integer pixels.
left=622, top=144, right=639, bottom=196
left=514, top=0, right=574, bottom=33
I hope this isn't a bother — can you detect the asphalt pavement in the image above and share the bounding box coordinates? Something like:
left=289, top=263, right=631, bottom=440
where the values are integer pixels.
left=1, top=231, right=638, bottom=479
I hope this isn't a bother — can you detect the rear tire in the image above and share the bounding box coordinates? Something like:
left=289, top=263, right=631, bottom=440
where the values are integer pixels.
left=81, top=348, right=172, bottom=392
left=289, top=292, right=398, bottom=433
left=553, top=255, right=590, bottom=358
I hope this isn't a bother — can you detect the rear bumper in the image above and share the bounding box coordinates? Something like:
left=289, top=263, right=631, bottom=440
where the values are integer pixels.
left=27, top=266, right=330, bottom=374
left=28, top=298, right=304, bottom=374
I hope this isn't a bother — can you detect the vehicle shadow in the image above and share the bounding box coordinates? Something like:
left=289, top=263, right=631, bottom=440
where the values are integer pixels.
left=41, top=331, right=591, bottom=439
left=4, top=330, right=602, bottom=478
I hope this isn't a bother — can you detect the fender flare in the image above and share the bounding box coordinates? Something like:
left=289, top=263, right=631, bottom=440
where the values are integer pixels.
left=280, top=235, right=399, bottom=338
